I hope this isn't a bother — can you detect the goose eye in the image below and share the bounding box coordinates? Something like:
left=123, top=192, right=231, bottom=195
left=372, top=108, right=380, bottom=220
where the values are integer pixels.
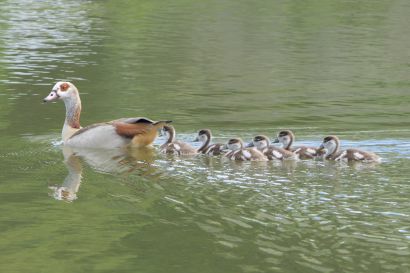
left=60, top=83, right=69, bottom=91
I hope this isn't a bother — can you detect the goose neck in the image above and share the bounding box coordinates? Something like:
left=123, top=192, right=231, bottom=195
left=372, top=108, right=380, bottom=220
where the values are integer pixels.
left=63, top=94, right=81, bottom=129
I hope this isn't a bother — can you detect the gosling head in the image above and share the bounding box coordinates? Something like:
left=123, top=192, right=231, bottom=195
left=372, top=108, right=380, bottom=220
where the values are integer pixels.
left=274, top=130, right=294, bottom=148
left=318, top=135, right=340, bottom=155
left=195, top=129, right=211, bottom=143
left=226, top=138, right=244, bottom=151
left=252, top=135, right=270, bottom=150
left=160, top=125, right=175, bottom=139
left=43, top=81, right=79, bottom=102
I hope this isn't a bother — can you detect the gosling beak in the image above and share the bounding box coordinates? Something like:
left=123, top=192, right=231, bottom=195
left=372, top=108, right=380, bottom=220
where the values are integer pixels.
left=193, top=137, right=199, bottom=142
left=245, top=142, right=254, bottom=148
left=273, top=138, right=279, bottom=143
left=317, top=143, right=325, bottom=151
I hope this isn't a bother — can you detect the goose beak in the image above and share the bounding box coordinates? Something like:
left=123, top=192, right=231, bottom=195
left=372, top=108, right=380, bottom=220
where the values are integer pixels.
left=273, top=138, right=279, bottom=143
left=245, top=142, right=254, bottom=148
left=43, top=90, right=59, bottom=103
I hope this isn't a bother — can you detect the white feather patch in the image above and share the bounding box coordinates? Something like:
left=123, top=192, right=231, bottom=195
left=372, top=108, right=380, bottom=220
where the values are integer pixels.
left=306, top=148, right=316, bottom=154
left=271, top=150, right=283, bottom=159
left=242, top=150, right=252, bottom=159
left=335, top=151, right=347, bottom=161
left=173, top=143, right=181, bottom=151
left=353, top=152, right=365, bottom=160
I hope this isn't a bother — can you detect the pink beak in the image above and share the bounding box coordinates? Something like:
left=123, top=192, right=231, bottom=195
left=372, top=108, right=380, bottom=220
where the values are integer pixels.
left=43, top=90, right=59, bottom=102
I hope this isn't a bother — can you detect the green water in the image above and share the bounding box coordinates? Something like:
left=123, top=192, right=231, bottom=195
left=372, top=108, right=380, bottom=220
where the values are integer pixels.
left=0, top=0, right=409, bottom=272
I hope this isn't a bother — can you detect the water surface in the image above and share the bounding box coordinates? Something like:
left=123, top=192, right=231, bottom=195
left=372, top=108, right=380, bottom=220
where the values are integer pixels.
left=0, top=1, right=409, bottom=272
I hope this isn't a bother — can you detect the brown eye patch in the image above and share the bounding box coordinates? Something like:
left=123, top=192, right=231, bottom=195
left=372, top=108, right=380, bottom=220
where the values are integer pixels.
left=279, top=131, right=288, bottom=137
left=60, top=83, right=69, bottom=91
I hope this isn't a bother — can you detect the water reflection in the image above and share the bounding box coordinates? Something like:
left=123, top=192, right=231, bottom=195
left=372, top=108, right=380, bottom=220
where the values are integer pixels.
left=49, top=147, right=82, bottom=202
left=50, top=145, right=156, bottom=201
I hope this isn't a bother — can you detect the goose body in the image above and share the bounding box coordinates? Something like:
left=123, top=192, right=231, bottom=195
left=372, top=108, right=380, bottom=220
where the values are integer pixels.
left=250, top=135, right=298, bottom=160
left=225, top=138, right=267, bottom=161
left=319, top=135, right=381, bottom=163
left=43, top=82, right=170, bottom=149
left=160, top=125, right=197, bottom=155
left=274, top=130, right=319, bottom=159
left=195, top=129, right=226, bottom=156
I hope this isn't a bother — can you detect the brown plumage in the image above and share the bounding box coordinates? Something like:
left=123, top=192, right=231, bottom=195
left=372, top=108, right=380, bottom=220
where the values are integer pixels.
left=318, top=135, right=381, bottom=163
left=195, top=129, right=226, bottom=156
left=225, top=138, right=267, bottom=161
left=160, top=125, right=197, bottom=155
left=115, top=119, right=171, bottom=148
left=250, top=135, right=298, bottom=160
left=274, top=130, right=319, bottom=159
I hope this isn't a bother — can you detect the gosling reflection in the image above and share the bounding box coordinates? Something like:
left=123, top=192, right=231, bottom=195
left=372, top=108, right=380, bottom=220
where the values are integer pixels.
left=49, top=146, right=156, bottom=202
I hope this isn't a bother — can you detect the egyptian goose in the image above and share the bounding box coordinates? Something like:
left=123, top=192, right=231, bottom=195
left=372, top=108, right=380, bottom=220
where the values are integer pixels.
left=225, top=138, right=267, bottom=161
left=249, top=135, right=298, bottom=160
left=43, top=81, right=171, bottom=149
left=195, top=129, right=226, bottom=156
left=160, top=125, right=197, bottom=155
left=318, top=135, right=381, bottom=163
left=273, top=130, right=320, bottom=159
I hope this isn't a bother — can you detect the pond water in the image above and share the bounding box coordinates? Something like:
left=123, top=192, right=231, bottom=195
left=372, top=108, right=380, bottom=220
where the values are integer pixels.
left=0, top=0, right=409, bottom=272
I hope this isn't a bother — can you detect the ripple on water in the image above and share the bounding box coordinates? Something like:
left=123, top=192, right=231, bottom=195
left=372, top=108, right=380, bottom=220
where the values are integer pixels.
left=0, top=0, right=103, bottom=86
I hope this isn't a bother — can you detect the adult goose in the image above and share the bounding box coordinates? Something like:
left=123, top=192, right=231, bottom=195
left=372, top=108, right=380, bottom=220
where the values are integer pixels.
left=43, top=81, right=171, bottom=149
left=225, top=138, right=267, bottom=161
left=195, top=129, right=226, bottom=156
left=318, top=135, right=381, bottom=163
left=160, top=125, right=197, bottom=155
left=273, top=130, right=320, bottom=159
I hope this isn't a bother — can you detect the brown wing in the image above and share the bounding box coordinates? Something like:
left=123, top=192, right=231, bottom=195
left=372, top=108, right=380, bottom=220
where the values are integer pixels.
left=205, top=143, right=225, bottom=155
left=69, top=122, right=110, bottom=139
left=293, top=146, right=319, bottom=159
left=113, top=122, right=152, bottom=138
left=346, top=149, right=380, bottom=162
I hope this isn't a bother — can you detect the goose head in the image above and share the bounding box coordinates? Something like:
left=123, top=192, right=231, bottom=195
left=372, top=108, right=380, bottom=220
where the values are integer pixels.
left=273, top=130, right=294, bottom=149
left=43, top=81, right=79, bottom=102
left=226, top=138, right=244, bottom=151
left=250, top=135, right=270, bottom=150
left=318, top=135, right=340, bottom=156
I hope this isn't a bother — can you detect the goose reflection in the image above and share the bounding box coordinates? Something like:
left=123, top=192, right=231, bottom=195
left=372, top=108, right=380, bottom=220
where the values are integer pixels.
left=49, top=146, right=156, bottom=202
